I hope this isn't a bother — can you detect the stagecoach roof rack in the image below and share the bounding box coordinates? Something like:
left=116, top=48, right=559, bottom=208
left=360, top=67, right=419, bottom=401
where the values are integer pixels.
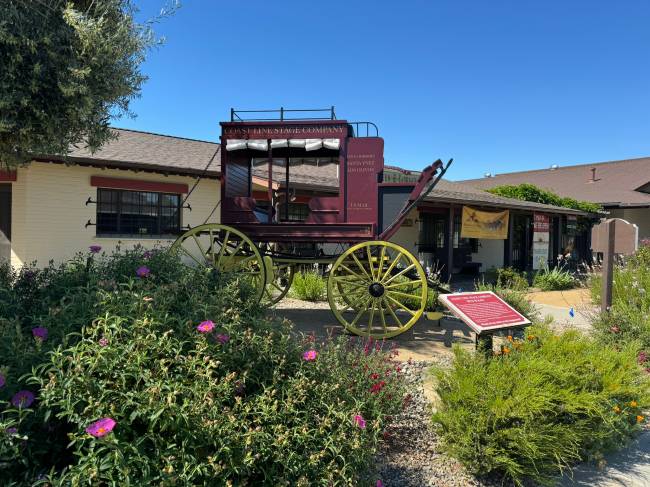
left=230, top=106, right=338, bottom=122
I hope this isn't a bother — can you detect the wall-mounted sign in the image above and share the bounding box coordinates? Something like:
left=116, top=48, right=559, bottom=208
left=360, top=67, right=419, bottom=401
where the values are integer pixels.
left=532, top=213, right=550, bottom=270
left=439, top=291, right=531, bottom=334
left=460, top=207, right=509, bottom=239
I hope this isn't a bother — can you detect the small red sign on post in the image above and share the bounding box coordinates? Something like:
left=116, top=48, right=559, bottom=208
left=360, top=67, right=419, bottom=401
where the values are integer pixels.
left=439, top=291, right=531, bottom=334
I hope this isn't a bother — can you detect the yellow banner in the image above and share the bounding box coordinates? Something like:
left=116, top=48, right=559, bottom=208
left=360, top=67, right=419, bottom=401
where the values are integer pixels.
left=461, top=206, right=509, bottom=239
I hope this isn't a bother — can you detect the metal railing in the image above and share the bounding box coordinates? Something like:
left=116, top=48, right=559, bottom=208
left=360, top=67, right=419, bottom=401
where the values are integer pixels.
left=230, top=107, right=337, bottom=122
left=348, top=122, right=379, bottom=137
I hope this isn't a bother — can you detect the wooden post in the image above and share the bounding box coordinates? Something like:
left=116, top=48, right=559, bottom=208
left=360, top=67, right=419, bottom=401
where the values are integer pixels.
left=601, top=219, right=616, bottom=313
left=446, top=206, right=454, bottom=281
left=267, top=143, right=273, bottom=222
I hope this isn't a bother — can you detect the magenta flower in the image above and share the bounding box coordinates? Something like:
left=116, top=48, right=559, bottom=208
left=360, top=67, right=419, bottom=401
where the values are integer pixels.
left=353, top=414, right=366, bottom=429
left=197, top=320, right=215, bottom=333
left=0, top=374, right=5, bottom=388
left=85, top=417, right=116, bottom=438
left=89, top=245, right=102, bottom=254
left=303, top=350, right=318, bottom=361
left=376, top=481, right=384, bottom=487
left=32, top=327, right=48, bottom=341
left=216, top=333, right=230, bottom=344
left=143, top=250, right=153, bottom=259
left=136, top=266, right=151, bottom=278
left=98, top=337, right=109, bottom=347
left=638, top=352, right=647, bottom=364
left=11, top=390, right=35, bottom=409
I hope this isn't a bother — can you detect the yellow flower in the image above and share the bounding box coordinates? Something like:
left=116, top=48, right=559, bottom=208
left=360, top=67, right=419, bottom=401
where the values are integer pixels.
left=613, top=405, right=621, bottom=414
left=637, top=415, right=645, bottom=423
left=507, top=335, right=513, bottom=342
left=630, top=400, right=638, bottom=408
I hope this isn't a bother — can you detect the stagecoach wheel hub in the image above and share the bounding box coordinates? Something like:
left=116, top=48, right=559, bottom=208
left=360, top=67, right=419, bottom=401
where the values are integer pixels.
left=368, top=282, right=385, bottom=298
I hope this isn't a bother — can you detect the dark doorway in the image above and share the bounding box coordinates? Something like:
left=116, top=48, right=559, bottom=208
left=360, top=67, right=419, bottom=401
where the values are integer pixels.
left=511, top=214, right=533, bottom=271
left=0, top=184, right=10, bottom=263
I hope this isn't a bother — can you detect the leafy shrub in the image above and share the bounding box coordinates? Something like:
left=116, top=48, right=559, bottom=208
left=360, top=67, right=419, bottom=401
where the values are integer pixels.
left=0, top=247, right=406, bottom=485
left=487, top=183, right=602, bottom=214
left=291, top=270, right=326, bottom=301
left=475, top=280, right=540, bottom=321
left=495, top=267, right=529, bottom=291
left=432, top=324, right=650, bottom=486
left=533, top=264, right=576, bottom=291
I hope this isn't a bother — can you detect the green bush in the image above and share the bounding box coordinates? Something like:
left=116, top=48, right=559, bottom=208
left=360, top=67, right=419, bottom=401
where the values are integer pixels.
left=533, top=264, right=576, bottom=291
left=432, top=324, right=650, bottom=486
left=290, top=270, right=327, bottom=301
left=487, top=183, right=602, bottom=214
left=475, top=280, right=540, bottom=321
left=496, top=267, right=529, bottom=291
left=1, top=248, right=405, bottom=485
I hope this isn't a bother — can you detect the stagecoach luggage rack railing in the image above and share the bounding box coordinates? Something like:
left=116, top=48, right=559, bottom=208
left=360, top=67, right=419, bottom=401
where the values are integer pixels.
left=230, top=106, right=337, bottom=121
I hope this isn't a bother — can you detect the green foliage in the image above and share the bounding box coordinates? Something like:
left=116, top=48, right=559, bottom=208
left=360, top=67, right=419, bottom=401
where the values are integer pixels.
left=1, top=248, right=405, bottom=485
left=484, top=267, right=530, bottom=291
left=487, top=183, right=602, bottom=214
left=432, top=324, right=650, bottom=486
left=591, top=247, right=650, bottom=351
left=533, top=264, right=576, bottom=291
left=290, top=270, right=327, bottom=301
left=475, top=280, right=540, bottom=321
left=0, top=1, right=175, bottom=169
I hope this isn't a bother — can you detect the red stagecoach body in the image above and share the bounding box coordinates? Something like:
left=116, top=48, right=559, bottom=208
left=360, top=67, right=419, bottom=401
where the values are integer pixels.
left=219, top=109, right=445, bottom=243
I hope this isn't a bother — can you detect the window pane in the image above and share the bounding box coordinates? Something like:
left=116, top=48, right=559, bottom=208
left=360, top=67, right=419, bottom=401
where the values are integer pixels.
left=120, top=191, right=159, bottom=235
left=97, top=189, right=119, bottom=234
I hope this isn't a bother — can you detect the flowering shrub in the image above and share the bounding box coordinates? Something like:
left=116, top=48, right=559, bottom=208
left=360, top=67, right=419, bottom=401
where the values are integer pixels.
left=290, top=270, right=327, bottom=301
left=432, top=324, right=650, bottom=486
left=474, top=280, right=540, bottom=321
left=0, top=247, right=405, bottom=485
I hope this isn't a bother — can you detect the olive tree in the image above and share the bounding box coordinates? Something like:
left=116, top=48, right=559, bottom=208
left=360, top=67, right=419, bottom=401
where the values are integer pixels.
left=0, top=0, right=175, bottom=169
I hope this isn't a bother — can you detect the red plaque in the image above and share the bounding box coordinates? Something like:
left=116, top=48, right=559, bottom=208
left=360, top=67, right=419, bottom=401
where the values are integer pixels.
left=439, top=291, right=531, bottom=334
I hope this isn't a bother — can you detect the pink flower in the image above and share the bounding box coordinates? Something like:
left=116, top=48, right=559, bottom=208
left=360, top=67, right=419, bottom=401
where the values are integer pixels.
left=638, top=352, right=647, bottom=364
left=98, top=337, right=109, bottom=347
left=376, top=481, right=384, bottom=487
left=303, top=350, right=318, bottom=361
left=136, top=266, right=151, bottom=278
left=0, top=374, right=5, bottom=388
left=353, top=414, right=366, bottom=429
left=85, top=417, right=116, bottom=438
left=11, top=390, right=35, bottom=409
left=216, top=334, right=230, bottom=344
left=143, top=250, right=154, bottom=259
left=89, top=245, right=102, bottom=254
left=32, top=327, right=48, bottom=341
left=197, top=320, right=215, bottom=333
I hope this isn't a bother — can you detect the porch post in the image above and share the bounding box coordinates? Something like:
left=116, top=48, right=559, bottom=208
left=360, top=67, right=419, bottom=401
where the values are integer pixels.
left=446, top=206, right=454, bottom=281
left=267, top=143, right=273, bottom=222
left=504, top=212, right=514, bottom=267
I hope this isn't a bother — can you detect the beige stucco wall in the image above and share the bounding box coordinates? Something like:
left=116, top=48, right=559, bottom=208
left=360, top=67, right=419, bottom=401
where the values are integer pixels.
left=388, top=208, right=420, bottom=258
left=607, top=208, right=650, bottom=241
left=9, top=161, right=220, bottom=268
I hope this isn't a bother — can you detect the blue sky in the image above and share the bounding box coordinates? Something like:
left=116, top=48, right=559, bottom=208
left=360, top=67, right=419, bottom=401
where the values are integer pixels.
left=123, top=0, right=650, bottom=180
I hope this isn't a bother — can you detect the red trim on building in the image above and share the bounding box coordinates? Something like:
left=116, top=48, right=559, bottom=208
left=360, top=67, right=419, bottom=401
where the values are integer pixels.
left=90, top=176, right=188, bottom=194
left=0, top=171, right=17, bottom=182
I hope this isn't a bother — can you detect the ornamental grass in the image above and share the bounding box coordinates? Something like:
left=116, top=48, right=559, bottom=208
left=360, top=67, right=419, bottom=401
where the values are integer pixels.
left=431, top=323, right=650, bottom=486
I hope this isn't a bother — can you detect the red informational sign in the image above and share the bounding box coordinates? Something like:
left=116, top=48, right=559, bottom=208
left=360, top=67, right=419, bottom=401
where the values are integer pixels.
left=439, top=291, right=531, bottom=334
left=533, top=213, right=550, bottom=232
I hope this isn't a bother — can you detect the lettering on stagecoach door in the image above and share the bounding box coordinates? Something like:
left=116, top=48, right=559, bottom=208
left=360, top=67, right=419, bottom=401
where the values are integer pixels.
left=345, top=138, right=384, bottom=225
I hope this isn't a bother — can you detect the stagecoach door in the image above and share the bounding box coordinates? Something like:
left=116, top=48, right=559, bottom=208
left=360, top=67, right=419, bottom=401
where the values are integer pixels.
left=0, top=184, right=11, bottom=263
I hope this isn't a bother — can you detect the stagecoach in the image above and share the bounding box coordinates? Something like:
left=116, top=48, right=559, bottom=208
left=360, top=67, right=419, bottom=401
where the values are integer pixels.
left=172, top=108, right=451, bottom=338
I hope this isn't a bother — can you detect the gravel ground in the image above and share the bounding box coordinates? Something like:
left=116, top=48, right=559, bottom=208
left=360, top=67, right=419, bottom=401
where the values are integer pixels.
left=375, top=358, right=495, bottom=487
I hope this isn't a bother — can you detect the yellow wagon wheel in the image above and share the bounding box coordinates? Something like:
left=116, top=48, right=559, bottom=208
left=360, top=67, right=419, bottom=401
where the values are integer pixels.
left=264, top=262, right=295, bottom=305
left=170, top=223, right=266, bottom=303
left=327, top=241, right=427, bottom=338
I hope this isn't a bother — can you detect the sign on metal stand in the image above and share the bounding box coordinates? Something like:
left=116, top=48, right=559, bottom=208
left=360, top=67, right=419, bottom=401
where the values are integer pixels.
left=591, top=218, right=638, bottom=313
left=439, top=291, right=531, bottom=355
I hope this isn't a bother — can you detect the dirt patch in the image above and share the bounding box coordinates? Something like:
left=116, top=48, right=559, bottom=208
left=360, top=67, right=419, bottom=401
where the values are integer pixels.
left=527, top=288, right=592, bottom=308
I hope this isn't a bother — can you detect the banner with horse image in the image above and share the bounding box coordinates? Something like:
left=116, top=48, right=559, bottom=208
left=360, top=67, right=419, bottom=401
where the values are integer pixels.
left=461, top=206, right=509, bottom=239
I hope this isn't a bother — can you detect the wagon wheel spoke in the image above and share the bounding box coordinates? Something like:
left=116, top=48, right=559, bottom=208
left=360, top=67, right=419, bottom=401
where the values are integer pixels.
left=384, top=280, right=420, bottom=290
left=179, top=245, right=204, bottom=266
left=386, top=289, right=423, bottom=302
left=383, top=297, right=404, bottom=327
left=385, top=294, right=417, bottom=316
left=380, top=251, right=405, bottom=283
left=350, top=298, right=372, bottom=328
left=366, top=246, right=375, bottom=281
left=375, top=246, right=387, bottom=281
left=384, top=263, right=416, bottom=286
left=215, top=230, right=231, bottom=268
left=351, top=253, right=372, bottom=281
left=339, top=264, right=370, bottom=283
left=378, top=300, right=388, bottom=332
